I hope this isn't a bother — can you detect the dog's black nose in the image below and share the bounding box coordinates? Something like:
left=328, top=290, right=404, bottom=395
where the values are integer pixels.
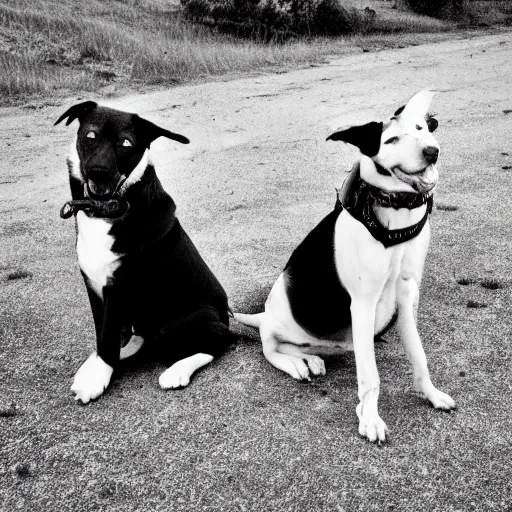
left=423, top=146, right=439, bottom=164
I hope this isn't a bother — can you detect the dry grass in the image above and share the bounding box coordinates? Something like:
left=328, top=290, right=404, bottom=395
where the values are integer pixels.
left=0, top=0, right=508, bottom=104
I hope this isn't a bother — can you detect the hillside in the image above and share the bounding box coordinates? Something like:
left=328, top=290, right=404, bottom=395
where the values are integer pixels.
left=0, top=0, right=510, bottom=104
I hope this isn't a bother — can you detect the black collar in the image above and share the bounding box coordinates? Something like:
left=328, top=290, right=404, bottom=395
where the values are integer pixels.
left=335, top=168, right=433, bottom=248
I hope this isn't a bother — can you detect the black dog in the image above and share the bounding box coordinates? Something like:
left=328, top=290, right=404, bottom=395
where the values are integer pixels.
left=55, top=101, right=234, bottom=403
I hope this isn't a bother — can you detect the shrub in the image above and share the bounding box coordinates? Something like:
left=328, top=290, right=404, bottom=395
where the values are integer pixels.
left=181, top=0, right=372, bottom=39
left=402, top=0, right=467, bottom=18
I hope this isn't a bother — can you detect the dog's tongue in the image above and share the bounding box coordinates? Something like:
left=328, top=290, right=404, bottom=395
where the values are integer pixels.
left=87, top=180, right=113, bottom=198
left=392, top=165, right=438, bottom=193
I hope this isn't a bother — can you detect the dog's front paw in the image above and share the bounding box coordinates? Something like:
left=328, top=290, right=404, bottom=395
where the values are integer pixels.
left=71, top=352, right=113, bottom=404
left=356, top=402, right=388, bottom=443
left=425, top=387, right=456, bottom=411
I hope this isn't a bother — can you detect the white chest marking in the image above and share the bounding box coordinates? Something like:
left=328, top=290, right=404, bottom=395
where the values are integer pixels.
left=76, top=211, right=122, bottom=299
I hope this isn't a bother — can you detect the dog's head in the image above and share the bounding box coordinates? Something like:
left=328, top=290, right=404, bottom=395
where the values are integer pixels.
left=55, top=101, right=189, bottom=199
left=327, top=90, right=440, bottom=194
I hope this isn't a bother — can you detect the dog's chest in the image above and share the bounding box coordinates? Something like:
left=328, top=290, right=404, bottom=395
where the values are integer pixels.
left=76, top=212, right=122, bottom=299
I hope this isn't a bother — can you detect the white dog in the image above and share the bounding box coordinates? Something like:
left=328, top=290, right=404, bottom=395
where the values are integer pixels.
left=235, top=90, right=456, bottom=443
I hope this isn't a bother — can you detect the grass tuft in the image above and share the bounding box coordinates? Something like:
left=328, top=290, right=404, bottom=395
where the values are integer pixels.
left=480, top=278, right=506, bottom=290
left=466, top=300, right=488, bottom=308
left=6, top=269, right=33, bottom=281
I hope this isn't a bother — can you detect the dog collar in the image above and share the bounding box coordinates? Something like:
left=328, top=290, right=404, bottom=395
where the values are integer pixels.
left=357, top=194, right=432, bottom=248
left=335, top=169, right=433, bottom=247
left=60, top=176, right=130, bottom=221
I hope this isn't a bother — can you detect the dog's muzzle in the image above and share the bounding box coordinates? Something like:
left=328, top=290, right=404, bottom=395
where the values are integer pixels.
left=391, top=164, right=438, bottom=194
left=85, top=171, right=126, bottom=200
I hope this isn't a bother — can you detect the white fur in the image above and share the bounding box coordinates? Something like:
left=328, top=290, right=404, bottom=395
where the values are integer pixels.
left=118, top=150, right=150, bottom=194
left=159, top=353, right=214, bottom=389
left=66, top=135, right=83, bottom=182
left=76, top=212, right=121, bottom=300
left=71, top=351, right=113, bottom=404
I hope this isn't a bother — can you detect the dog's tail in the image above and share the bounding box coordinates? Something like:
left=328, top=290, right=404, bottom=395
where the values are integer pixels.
left=120, top=335, right=145, bottom=360
left=233, top=312, right=264, bottom=329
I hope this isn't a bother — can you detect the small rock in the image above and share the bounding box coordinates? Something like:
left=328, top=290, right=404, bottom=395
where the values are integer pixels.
left=0, top=403, right=17, bottom=417
left=13, top=462, right=32, bottom=478
left=436, top=204, right=458, bottom=212
left=466, top=300, right=487, bottom=309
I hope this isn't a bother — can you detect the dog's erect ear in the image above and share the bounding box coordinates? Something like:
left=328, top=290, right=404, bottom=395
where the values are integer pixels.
left=426, top=115, right=438, bottom=133
left=401, top=89, right=435, bottom=122
left=134, top=116, right=190, bottom=146
left=54, top=101, right=98, bottom=126
left=326, top=121, right=383, bottom=157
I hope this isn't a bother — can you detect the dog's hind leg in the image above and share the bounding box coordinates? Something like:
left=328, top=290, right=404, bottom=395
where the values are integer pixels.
left=397, top=277, right=455, bottom=411
left=156, top=306, right=235, bottom=390
left=159, top=353, right=214, bottom=389
left=276, top=343, right=326, bottom=377
left=260, top=320, right=313, bottom=381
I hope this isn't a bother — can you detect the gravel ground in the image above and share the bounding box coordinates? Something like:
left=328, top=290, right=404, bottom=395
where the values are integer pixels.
left=1, top=31, right=511, bottom=511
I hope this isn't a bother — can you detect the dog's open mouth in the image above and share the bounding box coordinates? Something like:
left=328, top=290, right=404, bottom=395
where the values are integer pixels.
left=86, top=175, right=126, bottom=201
left=87, top=180, right=114, bottom=199
left=391, top=165, right=438, bottom=193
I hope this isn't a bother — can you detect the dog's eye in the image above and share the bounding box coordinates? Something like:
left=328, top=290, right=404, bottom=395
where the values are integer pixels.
left=384, top=136, right=399, bottom=144
left=86, top=131, right=96, bottom=139
left=121, top=138, right=132, bottom=148
left=416, top=124, right=423, bottom=130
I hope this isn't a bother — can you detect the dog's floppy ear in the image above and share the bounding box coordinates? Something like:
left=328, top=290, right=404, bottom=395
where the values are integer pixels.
left=134, top=116, right=190, bottom=146
left=54, top=101, right=98, bottom=126
left=326, top=121, right=383, bottom=157
left=394, top=105, right=405, bottom=116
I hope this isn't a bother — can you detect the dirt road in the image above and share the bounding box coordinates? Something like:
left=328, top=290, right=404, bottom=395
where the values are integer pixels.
left=1, top=32, right=511, bottom=511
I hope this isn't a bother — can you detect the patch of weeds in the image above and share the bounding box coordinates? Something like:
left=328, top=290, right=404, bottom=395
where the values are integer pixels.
left=94, top=70, right=117, bottom=81
left=503, top=109, right=512, bottom=114
left=466, top=300, right=488, bottom=308
left=457, top=277, right=476, bottom=286
left=6, top=270, right=32, bottom=281
left=502, top=165, right=511, bottom=170
left=99, top=482, right=117, bottom=498
left=480, top=278, right=506, bottom=290
left=436, top=203, right=458, bottom=211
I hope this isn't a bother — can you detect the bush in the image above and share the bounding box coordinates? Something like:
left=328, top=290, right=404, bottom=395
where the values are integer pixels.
left=402, top=0, right=467, bottom=18
left=181, top=0, right=373, bottom=39
left=314, top=0, right=375, bottom=35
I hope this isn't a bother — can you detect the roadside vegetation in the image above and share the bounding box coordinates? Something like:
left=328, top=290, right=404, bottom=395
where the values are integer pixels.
left=0, top=0, right=510, bottom=105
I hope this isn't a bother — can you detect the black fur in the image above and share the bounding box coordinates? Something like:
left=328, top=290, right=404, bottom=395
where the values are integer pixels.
left=326, top=122, right=383, bottom=157
left=283, top=209, right=352, bottom=338
left=57, top=103, right=234, bottom=371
